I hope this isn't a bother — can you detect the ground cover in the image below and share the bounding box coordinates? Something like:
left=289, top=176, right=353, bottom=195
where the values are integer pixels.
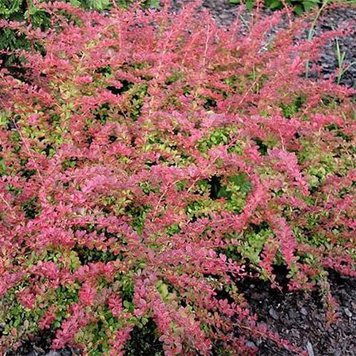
left=0, top=1, right=355, bottom=355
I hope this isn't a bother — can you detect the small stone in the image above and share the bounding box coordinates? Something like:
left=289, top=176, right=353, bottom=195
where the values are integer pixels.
left=306, top=341, right=315, bottom=356
left=246, top=340, right=257, bottom=348
left=33, top=345, right=45, bottom=354
left=288, top=310, right=297, bottom=319
left=301, top=307, right=308, bottom=316
left=219, top=14, right=232, bottom=22
left=344, top=308, right=352, bottom=318
left=351, top=301, right=356, bottom=311
left=44, top=352, right=61, bottom=356
left=269, top=307, right=279, bottom=320
left=60, top=351, right=72, bottom=356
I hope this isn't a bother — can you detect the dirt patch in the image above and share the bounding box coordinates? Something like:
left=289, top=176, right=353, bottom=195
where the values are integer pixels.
left=240, top=269, right=356, bottom=355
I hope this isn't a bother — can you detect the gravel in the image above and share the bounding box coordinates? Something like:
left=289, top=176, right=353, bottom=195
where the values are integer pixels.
left=240, top=269, right=356, bottom=355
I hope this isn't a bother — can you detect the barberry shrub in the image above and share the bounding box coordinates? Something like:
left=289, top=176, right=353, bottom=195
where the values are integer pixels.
left=0, top=1, right=355, bottom=354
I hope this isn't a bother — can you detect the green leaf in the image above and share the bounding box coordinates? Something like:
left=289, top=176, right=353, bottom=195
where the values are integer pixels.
left=268, top=0, right=283, bottom=9
left=302, top=0, right=317, bottom=11
left=0, top=0, right=22, bottom=17
left=70, top=0, right=82, bottom=6
left=85, top=0, right=110, bottom=10
left=294, top=4, right=304, bottom=15
left=246, top=0, right=255, bottom=10
left=148, top=0, right=160, bottom=8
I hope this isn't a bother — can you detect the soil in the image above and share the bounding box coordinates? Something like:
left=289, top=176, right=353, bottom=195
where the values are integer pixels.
left=240, top=269, right=356, bottom=355
left=4, top=1, right=356, bottom=355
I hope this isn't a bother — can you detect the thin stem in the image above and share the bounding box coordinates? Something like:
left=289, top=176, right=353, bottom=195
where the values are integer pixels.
left=305, top=0, right=329, bottom=79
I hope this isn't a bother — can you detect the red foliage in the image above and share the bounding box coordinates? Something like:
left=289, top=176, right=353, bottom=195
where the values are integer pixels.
left=0, top=1, right=354, bottom=354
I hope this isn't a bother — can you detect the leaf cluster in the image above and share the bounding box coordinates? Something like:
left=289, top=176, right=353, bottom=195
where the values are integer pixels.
left=0, top=2, right=354, bottom=355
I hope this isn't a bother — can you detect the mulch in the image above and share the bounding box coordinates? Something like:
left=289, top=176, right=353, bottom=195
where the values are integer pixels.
left=240, top=269, right=356, bottom=355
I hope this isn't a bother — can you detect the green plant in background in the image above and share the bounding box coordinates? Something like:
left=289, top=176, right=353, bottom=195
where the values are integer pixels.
left=69, top=0, right=160, bottom=10
left=0, top=0, right=22, bottom=17
left=0, top=0, right=160, bottom=67
left=229, top=0, right=321, bottom=14
left=0, top=0, right=48, bottom=67
left=229, top=0, right=352, bottom=15
left=0, top=0, right=159, bottom=14
left=69, top=0, right=111, bottom=9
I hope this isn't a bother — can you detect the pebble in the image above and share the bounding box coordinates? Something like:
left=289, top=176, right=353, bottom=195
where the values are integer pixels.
left=246, top=340, right=257, bottom=348
left=33, top=346, right=45, bottom=353
left=60, top=351, right=72, bottom=356
left=306, top=341, right=315, bottom=356
left=301, top=307, right=308, bottom=316
left=269, top=307, right=279, bottom=320
left=288, top=310, right=298, bottom=319
left=344, top=308, right=352, bottom=318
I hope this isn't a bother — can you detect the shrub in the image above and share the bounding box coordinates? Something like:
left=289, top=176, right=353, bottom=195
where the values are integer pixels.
left=0, top=1, right=355, bottom=354
left=0, top=0, right=159, bottom=68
